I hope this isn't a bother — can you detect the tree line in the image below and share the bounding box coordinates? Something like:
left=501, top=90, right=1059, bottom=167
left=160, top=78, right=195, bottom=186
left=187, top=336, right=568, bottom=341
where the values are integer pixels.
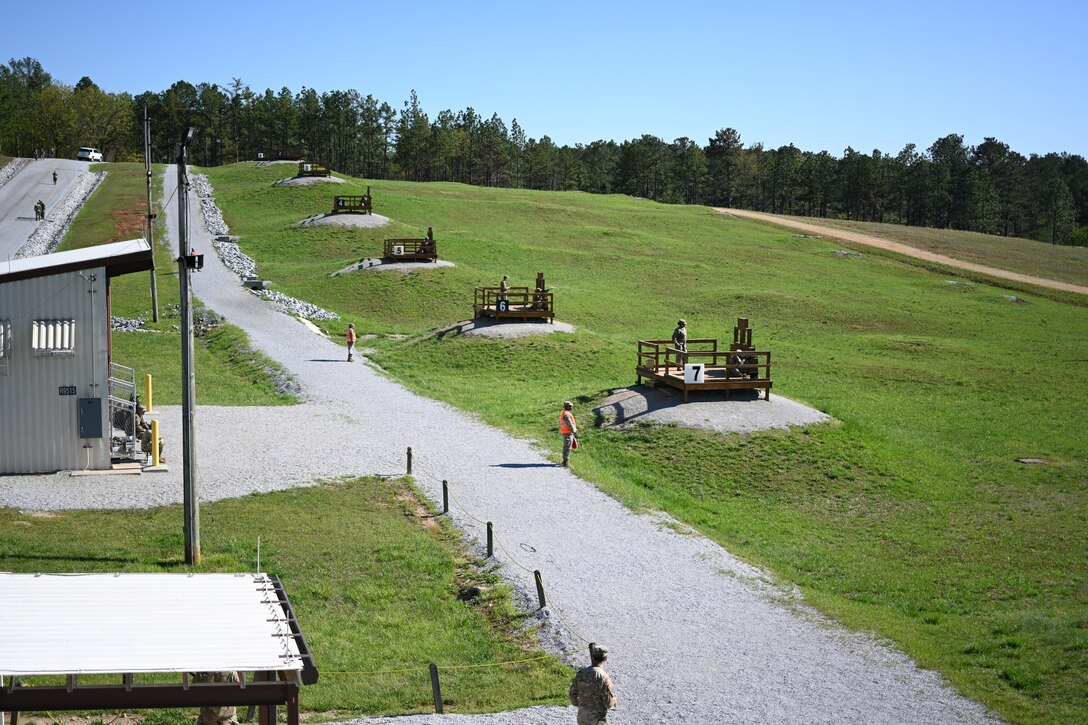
left=2, top=56, right=1085, bottom=245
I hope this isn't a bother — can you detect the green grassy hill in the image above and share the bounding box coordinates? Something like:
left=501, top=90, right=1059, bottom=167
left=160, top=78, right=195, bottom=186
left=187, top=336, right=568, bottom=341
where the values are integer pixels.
left=197, top=162, right=1088, bottom=724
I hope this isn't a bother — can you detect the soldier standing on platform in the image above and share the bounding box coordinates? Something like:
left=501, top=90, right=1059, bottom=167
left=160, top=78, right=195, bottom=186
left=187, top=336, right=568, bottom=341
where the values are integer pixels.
left=569, top=643, right=617, bottom=724
left=499, top=274, right=510, bottom=302
left=672, top=319, right=687, bottom=352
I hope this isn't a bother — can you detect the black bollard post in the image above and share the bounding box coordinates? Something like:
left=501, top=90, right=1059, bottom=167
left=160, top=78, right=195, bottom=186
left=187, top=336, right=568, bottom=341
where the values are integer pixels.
left=442, top=480, right=449, bottom=514
left=407, top=447, right=413, bottom=475
left=486, top=521, right=493, bottom=558
left=429, top=662, right=443, bottom=714
left=534, top=570, right=547, bottom=609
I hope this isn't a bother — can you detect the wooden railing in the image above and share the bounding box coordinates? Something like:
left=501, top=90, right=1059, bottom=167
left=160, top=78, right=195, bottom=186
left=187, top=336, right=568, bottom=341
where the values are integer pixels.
left=473, top=287, right=554, bottom=317
left=333, top=194, right=372, bottom=214
left=297, top=161, right=331, bottom=177
left=637, top=339, right=770, bottom=379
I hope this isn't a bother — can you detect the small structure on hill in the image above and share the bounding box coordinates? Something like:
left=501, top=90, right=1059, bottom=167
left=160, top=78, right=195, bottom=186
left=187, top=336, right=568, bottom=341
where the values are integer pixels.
left=383, top=227, right=438, bottom=263
left=474, top=271, right=554, bottom=323
left=332, top=186, right=373, bottom=215
left=297, top=161, right=331, bottom=178
left=0, top=239, right=154, bottom=473
left=257, top=147, right=302, bottom=161
left=636, top=317, right=772, bottom=402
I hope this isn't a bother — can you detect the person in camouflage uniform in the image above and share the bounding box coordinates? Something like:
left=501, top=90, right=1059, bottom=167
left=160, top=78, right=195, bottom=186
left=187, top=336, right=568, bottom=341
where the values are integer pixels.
left=191, top=671, right=241, bottom=725
left=569, top=643, right=617, bottom=724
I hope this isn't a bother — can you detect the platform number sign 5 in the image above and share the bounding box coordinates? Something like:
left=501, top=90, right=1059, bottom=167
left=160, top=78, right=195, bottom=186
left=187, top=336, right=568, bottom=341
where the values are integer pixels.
left=684, top=363, right=705, bottom=385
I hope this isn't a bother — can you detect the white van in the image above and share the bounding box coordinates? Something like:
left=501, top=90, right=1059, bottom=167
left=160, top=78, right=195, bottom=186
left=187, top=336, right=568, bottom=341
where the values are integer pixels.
left=77, top=147, right=103, bottom=162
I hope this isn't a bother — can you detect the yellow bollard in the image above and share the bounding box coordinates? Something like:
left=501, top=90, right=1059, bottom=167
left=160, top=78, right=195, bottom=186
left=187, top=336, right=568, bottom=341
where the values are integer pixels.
left=151, top=419, right=160, bottom=467
left=145, top=374, right=154, bottom=413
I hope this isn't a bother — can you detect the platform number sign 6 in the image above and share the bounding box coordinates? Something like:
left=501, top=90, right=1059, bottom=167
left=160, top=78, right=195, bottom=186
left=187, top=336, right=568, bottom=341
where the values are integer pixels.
left=497, top=300, right=509, bottom=313
left=684, top=363, right=705, bottom=384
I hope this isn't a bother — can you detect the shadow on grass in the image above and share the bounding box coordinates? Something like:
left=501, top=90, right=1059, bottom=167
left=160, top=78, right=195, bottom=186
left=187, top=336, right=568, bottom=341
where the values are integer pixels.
left=490, top=463, right=560, bottom=469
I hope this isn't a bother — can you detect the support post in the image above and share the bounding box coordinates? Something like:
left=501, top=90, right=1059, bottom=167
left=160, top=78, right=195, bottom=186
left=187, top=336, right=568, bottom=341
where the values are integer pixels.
left=407, top=446, right=412, bottom=475
left=151, top=419, right=160, bottom=467
left=486, top=521, right=493, bottom=558
left=429, top=663, right=444, bottom=714
left=145, top=107, right=159, bottom=322
left=145, top=373, right=154, bottom=413
left=177, top=127, right=200, bottom=565
left=534, top=570, right=547, bottom=609
left=442, top=480, right=449, bottom=514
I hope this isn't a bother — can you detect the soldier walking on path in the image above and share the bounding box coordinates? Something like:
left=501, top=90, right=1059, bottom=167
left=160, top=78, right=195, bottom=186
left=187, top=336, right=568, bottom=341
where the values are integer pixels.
left=53, top=169, right=57, bottom=185
left=569, top=643, right=617, bottom=724
left=345, top=322, right=357, bottom=362
left=560, top=400, right=577, bottom=467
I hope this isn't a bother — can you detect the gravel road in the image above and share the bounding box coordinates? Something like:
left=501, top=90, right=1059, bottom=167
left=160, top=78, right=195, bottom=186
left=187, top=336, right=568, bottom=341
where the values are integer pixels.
left=0, top=168, right=1001, bottom=723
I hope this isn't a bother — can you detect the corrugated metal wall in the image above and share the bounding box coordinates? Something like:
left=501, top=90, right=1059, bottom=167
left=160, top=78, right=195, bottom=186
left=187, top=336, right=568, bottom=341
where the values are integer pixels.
left=0, top=267, right=110, bottom=473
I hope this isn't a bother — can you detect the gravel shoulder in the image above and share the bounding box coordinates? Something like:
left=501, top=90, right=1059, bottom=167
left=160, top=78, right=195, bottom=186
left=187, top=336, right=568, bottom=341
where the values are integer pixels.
left=0, top=172, right=1000, bottom=724
left=716, top=207, right=1088, bottom=296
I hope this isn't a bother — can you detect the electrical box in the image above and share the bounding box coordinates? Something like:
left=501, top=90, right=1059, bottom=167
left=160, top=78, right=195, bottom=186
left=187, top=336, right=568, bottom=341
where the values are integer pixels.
left=78, top=398, right=103, bottom=438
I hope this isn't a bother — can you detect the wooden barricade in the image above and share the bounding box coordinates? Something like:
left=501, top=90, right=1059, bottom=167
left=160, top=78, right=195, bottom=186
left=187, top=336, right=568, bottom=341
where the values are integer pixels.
left=333, top=187, right=373, bottom=214
left=297, top=161, right=331, bottom=177
left=636, top=332, right=772, bottom=402
left=384, top=227, right=438, bottom=262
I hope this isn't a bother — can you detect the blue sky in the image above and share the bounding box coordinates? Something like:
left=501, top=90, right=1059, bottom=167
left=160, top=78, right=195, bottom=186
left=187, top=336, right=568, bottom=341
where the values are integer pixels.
left=6, top=0, right=1086, bottom=157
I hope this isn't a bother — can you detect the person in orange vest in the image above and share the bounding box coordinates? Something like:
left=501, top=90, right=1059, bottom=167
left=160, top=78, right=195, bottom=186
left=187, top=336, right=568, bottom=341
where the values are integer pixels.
left=560, top=401, right=578, bottom=467
left=346, top=323, right=357, bottom=362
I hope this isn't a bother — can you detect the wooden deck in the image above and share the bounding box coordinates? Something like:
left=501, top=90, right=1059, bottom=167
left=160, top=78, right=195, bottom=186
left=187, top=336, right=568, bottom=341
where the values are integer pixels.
left=636, top=338, right=772, bottom=401
left=474, top=287, right=554, bottom=323
left=297, top=161, right=331, bottom=177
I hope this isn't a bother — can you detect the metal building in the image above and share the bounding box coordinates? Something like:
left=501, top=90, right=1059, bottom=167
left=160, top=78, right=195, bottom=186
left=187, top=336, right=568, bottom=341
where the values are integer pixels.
left=0, top=239, right=153, bottom=474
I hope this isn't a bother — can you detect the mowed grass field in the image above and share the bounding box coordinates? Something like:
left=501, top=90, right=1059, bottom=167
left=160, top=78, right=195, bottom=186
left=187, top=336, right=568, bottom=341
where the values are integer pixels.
left=787, top=214, right=1088, bottom=288
left=191, top=162, right=1088, bottom=724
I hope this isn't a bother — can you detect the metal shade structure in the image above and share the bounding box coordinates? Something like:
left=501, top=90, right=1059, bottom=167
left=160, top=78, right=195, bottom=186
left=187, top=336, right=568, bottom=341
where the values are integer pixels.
left=0, top=573, right=317, bottom=722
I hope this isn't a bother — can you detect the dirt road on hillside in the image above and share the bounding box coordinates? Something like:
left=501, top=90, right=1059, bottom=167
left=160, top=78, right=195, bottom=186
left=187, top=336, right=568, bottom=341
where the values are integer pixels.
left=714, top=208, right=1088, bottom=296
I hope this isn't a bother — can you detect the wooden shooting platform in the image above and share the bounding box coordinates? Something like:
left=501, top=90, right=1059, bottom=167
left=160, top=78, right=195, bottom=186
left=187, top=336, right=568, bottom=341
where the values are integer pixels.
left=257, top=147, right=302, bottom=161
left=333, top=186, right=373, bottom=214
left=384, top=226, right=438, bottom=262
left=297, top=161, right=331, bottom=178
left=474, top=272, right=554, bottom=323
left=636, top=318, right=772, bottom=402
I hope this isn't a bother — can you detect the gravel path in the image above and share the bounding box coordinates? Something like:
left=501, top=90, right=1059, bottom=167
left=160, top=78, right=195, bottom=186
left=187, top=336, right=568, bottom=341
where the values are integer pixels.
left=0, top=170, right=1001, bottom=724
left=16, top=168, right=105, bottom=258
left=716, top=207, right=1088, bottom=296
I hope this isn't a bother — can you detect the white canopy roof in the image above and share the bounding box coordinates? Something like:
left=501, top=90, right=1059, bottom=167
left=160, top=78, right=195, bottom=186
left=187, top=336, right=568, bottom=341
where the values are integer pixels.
left=0, top=573, right=305, bottom=676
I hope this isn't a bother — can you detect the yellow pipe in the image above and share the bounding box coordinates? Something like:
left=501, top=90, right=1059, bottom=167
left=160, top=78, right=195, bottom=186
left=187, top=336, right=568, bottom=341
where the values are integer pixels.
left=151, top=419, right=160, bottom=467
left=145, top=374, right=154, bottom=412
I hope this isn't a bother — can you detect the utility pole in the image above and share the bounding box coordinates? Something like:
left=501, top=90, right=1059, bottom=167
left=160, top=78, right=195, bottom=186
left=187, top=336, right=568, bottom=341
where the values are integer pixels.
left=145, top=107, right=159, bottom=322
left=176, top=127, right=200, bottom=565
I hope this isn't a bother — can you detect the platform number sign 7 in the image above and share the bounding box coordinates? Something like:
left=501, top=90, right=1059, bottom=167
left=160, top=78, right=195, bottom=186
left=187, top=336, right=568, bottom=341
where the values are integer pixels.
left=684, top=363, right=705, bottom=384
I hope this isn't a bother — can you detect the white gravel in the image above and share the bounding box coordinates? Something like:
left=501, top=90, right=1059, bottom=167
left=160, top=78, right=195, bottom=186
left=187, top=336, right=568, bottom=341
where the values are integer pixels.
left=273, top=175, right=345, bottom=186
left=298, top=212, right=390, bottom=228
left=0, top=166, right=1001, bottom=725
left=0, top=157, right=31, bottom=189
left=15, top=169, right=105, bottom=258
left=459, top=320, right=576, bottom=338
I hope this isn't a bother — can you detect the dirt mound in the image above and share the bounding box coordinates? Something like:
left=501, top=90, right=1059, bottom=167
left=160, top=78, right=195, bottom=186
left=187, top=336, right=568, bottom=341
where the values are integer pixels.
left=594, top=386, right=830, bottom=434
left=273, top=176, right=345, bottom=187
left=298, top=213, right=390, bottom=229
